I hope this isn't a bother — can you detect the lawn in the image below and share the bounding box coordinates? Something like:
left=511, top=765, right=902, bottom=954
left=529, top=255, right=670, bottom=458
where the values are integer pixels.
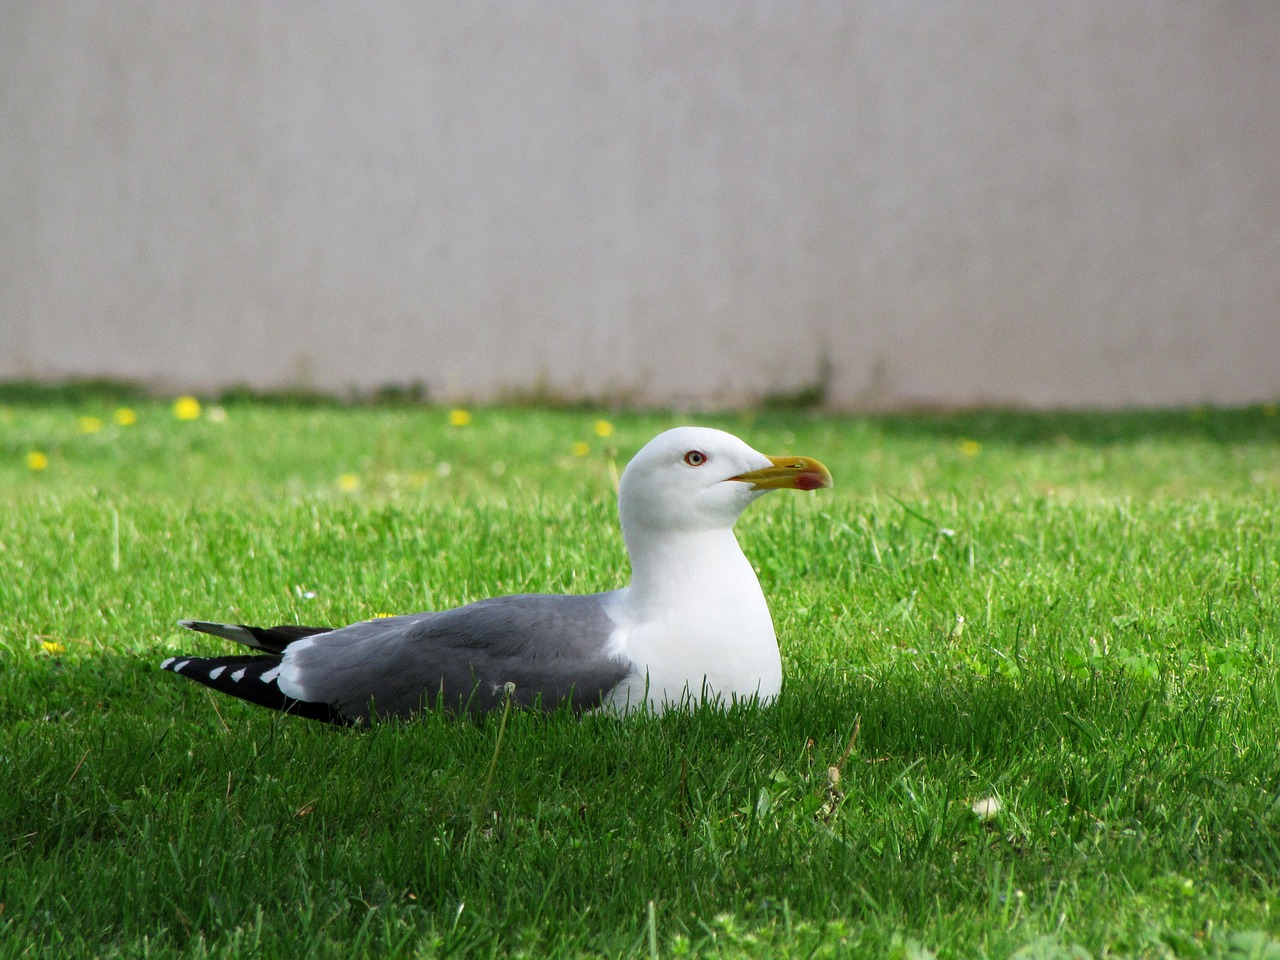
left=1, top=388, right=1278, bottom=958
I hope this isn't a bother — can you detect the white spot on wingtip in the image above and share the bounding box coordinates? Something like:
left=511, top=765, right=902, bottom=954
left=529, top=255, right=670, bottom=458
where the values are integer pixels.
left=209, top=666, right=226, bottom=680
left=172, top=660, right=190, bottom=674
left=231, top=668, right=247, bottom=682
left=259, top=666, right=281, bottom=684
left=161, top=657, right=176, bottom=670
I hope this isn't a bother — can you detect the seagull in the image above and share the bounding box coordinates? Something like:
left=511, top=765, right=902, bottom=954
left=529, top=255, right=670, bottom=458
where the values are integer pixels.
left=161, top=426, right=832, bottom=723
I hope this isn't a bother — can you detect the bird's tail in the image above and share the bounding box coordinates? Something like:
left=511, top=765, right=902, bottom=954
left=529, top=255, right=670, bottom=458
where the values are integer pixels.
left=160, top=654, right=349, bottom=725
left=177, top=619, right=330, bottom=654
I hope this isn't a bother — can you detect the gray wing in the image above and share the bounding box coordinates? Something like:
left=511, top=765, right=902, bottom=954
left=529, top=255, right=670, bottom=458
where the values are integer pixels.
left=284, top=592, right=634, bottom=720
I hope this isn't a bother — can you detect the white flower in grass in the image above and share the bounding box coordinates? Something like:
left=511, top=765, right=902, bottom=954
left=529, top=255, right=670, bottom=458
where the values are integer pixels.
left=971, top=795, right=1002, bottom=820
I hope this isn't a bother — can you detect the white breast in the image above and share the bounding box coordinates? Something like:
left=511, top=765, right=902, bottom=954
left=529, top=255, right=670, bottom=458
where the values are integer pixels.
left=602, top=528, right=783, bottom=712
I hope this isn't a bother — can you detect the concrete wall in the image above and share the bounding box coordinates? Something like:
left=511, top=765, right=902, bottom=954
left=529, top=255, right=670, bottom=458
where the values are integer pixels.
left=2, top=2, right=1278, bottom=409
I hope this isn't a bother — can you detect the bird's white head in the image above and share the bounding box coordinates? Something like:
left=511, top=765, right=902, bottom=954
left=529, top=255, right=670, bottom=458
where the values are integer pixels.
left=617, top=426, right=833, bottom=537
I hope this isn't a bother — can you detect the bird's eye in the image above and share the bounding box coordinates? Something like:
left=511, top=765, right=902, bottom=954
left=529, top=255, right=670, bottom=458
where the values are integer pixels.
left=683, top=450, right=708, bottom=466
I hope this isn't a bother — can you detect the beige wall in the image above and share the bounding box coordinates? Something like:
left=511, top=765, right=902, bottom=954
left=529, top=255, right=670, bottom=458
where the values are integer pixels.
left=2, top=2, right=1278, bottom=409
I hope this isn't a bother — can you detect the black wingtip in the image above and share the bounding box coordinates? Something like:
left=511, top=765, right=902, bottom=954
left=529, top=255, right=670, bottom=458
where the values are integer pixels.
left=177, top=619, right=224, bottom=634
left=162, top=654, right=352, bottom=726
left=176, top=620, right=332, bottom=654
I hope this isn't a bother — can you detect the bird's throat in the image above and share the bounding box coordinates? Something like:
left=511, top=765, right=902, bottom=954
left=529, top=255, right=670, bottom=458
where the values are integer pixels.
left=623, top=528, right=764, bottom=614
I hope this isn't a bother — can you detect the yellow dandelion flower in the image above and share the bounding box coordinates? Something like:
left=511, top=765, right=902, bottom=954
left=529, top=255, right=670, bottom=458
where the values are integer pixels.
left=571, top=440, right=591, bottom=457
left=338, top=473, right=361, bottom=492
left=25, top=450, right=49, bottom=471
left=172, top=396, right=202, bottom=421
left=41, top=640, right=66, bottom=656
left=372, top=612, right=394, bottom=619
left=593, top=419, right=614, bottom=438
left=113, top=407, right=138, bottom=426
left=958, top=439, right=982, bottom=457
left=448, top=408, right=472, bottom=427
left=78, top=415, right=103, bottom=434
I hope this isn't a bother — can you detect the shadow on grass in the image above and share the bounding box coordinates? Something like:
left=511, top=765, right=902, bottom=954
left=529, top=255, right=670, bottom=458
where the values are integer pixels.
left=8, top=650, right=1279, bottom=913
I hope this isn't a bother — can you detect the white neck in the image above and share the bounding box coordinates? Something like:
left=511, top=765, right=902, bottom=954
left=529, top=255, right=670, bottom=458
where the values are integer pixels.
left=624, top=526, right=756, bottom=611
left=609, top=524, right=783, bottom=710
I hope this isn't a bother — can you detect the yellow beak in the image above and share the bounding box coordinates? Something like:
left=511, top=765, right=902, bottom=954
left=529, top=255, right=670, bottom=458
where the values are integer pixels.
left=731, top=455, right=833, bottom=492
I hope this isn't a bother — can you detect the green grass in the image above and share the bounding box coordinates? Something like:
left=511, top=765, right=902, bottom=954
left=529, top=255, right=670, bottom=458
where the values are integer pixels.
left=1, top=391, right=1279, bottom=958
